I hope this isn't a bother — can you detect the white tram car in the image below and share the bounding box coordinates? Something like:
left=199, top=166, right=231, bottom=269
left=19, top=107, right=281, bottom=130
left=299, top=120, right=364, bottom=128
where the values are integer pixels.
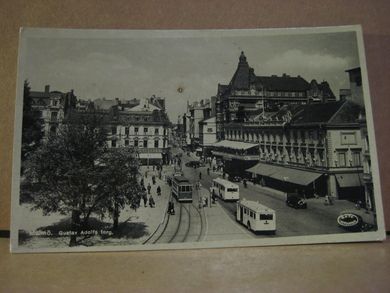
left=236, top=199, right=276, bottom=233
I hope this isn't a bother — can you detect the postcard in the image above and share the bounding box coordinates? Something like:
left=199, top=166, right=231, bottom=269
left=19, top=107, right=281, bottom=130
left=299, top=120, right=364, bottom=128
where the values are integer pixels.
left=11, top=26, right=386, bottom=252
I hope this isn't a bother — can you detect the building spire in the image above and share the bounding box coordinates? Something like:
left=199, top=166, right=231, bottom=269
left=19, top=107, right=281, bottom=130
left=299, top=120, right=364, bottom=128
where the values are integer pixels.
left=239, top=51, right=247, bottom=64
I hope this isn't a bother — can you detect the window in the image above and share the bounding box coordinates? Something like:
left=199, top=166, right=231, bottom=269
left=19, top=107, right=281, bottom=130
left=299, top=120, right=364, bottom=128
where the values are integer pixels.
left=144, top=127, right=148, bottom=133
left=51, top=111, right=58, bottom=120
left=300, top=130, right=305, bottom=143
left=111, top=140, right=116, bottom=148
left=155, top=128, right=159, bottom=135
left=135, top=127, right=139, bottom=134
left=260, top=214, right=273, bottom=220
left=143, top=139, right=148, bottom=148
left=111, top=126, right=116, bottom=135
left=125, top=139, right=129, bottom=146
left=207, top=128, right=213, bottom=133
left=134, top=140, right=138, bottom=147
left=125, top=127, right=129, bottom=135
left=341, top=132, right=357, bottom=145
left=154, top=140, right=159, bottom=148
left=227, top=188, right=238, bottom=192
left=53, top=100, right=58, bottom=106
left=49, top=125, right=56, bottom=136
left=338, top=152, right=346, bottom=167
left=352, top=151, right=361, bottom=166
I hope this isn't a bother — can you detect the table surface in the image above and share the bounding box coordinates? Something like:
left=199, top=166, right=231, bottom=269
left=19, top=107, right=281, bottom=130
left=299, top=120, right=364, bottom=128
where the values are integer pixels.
left=0, top=238, right=389, bottom=292
left=1, top=1, right=390, bottom=291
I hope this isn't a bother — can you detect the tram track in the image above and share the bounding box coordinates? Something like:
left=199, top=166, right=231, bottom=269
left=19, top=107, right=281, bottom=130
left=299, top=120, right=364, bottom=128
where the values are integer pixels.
left=151, top=200, right=205, bottom=244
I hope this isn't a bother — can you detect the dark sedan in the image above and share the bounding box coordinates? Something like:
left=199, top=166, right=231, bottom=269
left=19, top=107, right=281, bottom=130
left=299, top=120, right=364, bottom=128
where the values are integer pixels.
left=286, top=193, right=307, bottom=209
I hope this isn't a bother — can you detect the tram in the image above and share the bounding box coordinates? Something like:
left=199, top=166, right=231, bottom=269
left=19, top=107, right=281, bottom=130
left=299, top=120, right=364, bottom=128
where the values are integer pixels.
left=210, top=178, right=239, bottom=201
left=236, top=199, right=276, bottom=234
left=171, top=176, right=193, bottom=202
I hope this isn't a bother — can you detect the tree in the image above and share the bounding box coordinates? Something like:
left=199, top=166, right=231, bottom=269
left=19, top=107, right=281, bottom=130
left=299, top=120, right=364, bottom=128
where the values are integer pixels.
left=21, top=80, right=43, bottom=162
left=97, top=148, right=141, bottom=232
left=25, top=112, right=108, bottom=246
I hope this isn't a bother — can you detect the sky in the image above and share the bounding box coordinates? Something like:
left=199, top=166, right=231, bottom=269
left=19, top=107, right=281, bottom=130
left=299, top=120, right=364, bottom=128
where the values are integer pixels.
left=21, top=29, right=360, bottom=122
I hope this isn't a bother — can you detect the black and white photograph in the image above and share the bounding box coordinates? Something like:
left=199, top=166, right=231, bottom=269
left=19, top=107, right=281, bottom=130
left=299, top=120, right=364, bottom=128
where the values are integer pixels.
left=11, top=26, right=386, bottom=252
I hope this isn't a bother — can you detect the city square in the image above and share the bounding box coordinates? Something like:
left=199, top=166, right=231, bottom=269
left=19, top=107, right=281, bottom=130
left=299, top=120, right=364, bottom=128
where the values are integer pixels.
left=11, top=27, right=383, bottom=252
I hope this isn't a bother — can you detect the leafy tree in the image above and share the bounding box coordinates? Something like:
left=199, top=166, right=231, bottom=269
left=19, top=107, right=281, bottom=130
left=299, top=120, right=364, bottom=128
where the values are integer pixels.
left=97, top=148, right=141, bottom=231
left=25, top=112, right=108, bottom=246
left=21, top=80, right=43, bottom=162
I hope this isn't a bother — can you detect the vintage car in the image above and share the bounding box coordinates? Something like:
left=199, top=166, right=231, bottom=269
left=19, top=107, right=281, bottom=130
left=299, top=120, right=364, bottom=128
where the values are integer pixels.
left=285, top=193, right=307, bottom=209
left=230, top=175, right=242, bottom=182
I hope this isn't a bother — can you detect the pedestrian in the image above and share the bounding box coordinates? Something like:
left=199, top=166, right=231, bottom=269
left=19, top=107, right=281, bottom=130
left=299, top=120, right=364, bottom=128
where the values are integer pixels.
left=149, top=195, right=155, bottom=208
left=145, top=170, right=148, bottom=178
left=157, top=185, right=161, bottom=196
left=140, top=178, right=144, bottom=187
left=212, top=190, right=216, bottom=204
left=153, top=165, right=155, bottom=171
left=199, top=172, right=202, bottom=180
left=142, top=192, right=148, bottom=207
left=168, top=200, right=175, bottom=215
left=243, top=178, right=247, bottom=188
left=147, top=183, right=151, bottom=195
left=152, top=175, right=156, bottom=185
left=207, top=167, right=210, bottom=175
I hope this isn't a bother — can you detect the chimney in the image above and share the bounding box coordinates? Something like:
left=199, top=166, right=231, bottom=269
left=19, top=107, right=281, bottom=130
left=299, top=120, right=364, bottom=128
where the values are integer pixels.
left=45, top=85, right=50, bottom=93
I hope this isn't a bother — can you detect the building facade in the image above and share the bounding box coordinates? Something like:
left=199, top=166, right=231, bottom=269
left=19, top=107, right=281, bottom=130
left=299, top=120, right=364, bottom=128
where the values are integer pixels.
left=184, top=99, right=212, bottom=147
left=218, top=100, right=365, bottom=202
left=106, top=98, right=171, bottom=165
left=199, top=116, right=217, bottom=156
left=215, top=52, right=336, bottom=139
left=30, top=85, right=77, bottom=137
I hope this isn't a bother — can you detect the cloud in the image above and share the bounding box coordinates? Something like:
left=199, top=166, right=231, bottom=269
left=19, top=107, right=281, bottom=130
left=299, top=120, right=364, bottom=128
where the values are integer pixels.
left=263, top=49, right=350, bottom=74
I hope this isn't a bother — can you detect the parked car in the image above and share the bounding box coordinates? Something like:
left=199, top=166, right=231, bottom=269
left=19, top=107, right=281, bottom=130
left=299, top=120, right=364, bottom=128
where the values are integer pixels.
left=286, top=193, right=307, bottom=209
left=230, top=176, right=242, bottom=182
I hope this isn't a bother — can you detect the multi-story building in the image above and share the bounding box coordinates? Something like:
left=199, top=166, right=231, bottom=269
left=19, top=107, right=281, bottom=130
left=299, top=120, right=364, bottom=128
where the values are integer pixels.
left=106, top=98, right=171, bottom=165
left=215, top=51, right=336, bottom=139
left=29, top=85, right=76, bottom=137
left=184, top=99, right=212, bottom=147
left=216, top=100, right=365, bottom=202
left=199, top=117, right=217, bottom=157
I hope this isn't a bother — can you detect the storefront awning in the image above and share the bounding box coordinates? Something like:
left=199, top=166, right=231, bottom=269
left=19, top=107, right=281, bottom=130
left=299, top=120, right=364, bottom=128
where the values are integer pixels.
left=247, top=162, right=322, bottom=186
left=335, top=174, right=364, bottom=188
left=139, top=153, right=163, bottom=159
left=269, top=167, right=322, bottom=186
left=247, top=163, right=276, bottom=176
left=213, top=140, right=258, bottom=150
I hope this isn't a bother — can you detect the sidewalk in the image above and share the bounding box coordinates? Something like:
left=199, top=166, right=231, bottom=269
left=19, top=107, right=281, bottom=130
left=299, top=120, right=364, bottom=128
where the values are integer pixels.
left=125, top=165, right=172, bottom=244
left=198, top=186, right=253, bottom=241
